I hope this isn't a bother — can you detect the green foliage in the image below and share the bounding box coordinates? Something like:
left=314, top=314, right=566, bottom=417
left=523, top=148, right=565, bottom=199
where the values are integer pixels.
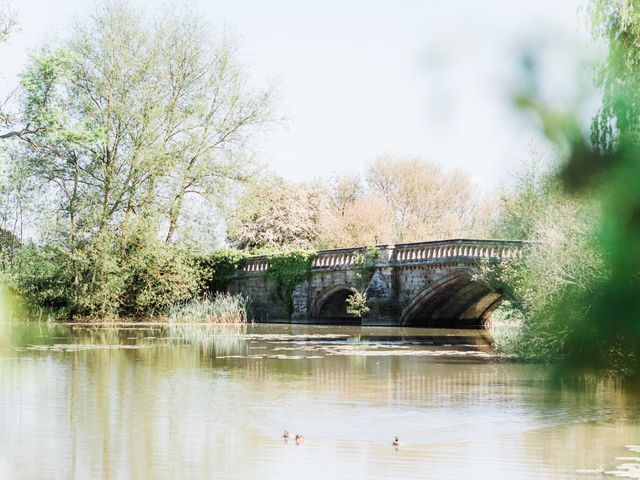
left=589, top=0, right=640, bottom=153
left=117, top=234, right=201, bottom=316
left=198, top=249, right=249, bottom=294
left=6, top=234, right=202, bottom=319
left=9, top=244, right=75, bottom=312
left=0, top=2, right=272, bottom=320
left=19, top=48, right=73, bottom=132
left=487, top=166, right=604, bottom=361
left=582, top=3, right=640, bottom=376
left=492, top=1, right=640, bottom=377
left=0, top=228, right=21, bottom=270
left=492, top=157, right=561, bottom=240
left=345, top=290, right=369, bottom=318
left=352, top=245, right=379, bottom=282
left=266, top=250, right=316, bottom=315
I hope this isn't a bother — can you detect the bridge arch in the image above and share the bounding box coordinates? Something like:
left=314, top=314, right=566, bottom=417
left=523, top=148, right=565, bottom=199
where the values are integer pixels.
left=311, top=284, right=360, bottom=323
left=400, top=270, right=503, bottom=328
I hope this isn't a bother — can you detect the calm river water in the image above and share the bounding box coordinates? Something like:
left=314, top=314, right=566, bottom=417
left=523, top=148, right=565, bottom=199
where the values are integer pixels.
left=1, top=322, right=639, bottom=479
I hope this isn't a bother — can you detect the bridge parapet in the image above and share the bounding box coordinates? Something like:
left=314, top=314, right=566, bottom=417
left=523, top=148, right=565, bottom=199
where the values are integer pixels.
left=243, top=257, right=268, bottom=273
left=391, top=239, right=525, bottom=265
left=238, top=239, right=527, bottom=275
left=313, top=248, right=365, bottom=269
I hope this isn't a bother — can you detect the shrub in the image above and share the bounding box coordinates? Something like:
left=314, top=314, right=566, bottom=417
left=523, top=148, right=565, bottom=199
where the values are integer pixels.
left=9, top=244, right=75, bottom=313
left=197, top=249, right=249, bottom=294
left=5, top=233, right=204, bottom=319
left=119, top=235, right=202, bottom=316
left=345, top=291, right=369, bottom=318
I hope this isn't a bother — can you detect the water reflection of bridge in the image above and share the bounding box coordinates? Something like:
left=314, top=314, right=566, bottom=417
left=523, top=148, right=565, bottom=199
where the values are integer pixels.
left=243, top=357, right=628, bottom=411
left=243, top=357, right=535, bottom=406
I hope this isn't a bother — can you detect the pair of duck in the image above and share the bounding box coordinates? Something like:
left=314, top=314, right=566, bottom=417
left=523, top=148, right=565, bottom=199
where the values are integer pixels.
left=282, top=431, right=304, bottom=445
left=283, top=431, right=401, bottom=447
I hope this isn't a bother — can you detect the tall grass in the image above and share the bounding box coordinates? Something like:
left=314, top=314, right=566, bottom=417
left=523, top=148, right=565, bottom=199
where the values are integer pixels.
left=167, top=323, right=248, bottom=356
left=167, top=293, right=249, bottom=324
left=167, top=293, right=250, bottom=355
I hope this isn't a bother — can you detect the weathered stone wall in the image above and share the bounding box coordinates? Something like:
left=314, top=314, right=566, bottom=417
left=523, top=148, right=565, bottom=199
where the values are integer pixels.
left=227, top=274, right=287, bottom=321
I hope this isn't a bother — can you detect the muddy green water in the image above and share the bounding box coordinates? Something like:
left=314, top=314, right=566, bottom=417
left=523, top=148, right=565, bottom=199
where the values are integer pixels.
left=1, top=322, right=639, bottom=479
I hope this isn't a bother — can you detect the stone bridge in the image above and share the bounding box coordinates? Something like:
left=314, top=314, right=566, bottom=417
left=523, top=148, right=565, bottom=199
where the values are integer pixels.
left=227, top=239, right=526, bottom=328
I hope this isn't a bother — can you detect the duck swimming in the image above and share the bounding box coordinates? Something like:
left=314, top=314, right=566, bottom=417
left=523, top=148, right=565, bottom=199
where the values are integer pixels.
left=283, top=430, right=290, bottom=440
left=392, top=436, right=400, bottom=447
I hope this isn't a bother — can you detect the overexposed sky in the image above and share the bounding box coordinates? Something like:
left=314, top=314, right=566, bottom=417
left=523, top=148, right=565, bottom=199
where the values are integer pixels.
left=0, top=0, right=599, bottom=189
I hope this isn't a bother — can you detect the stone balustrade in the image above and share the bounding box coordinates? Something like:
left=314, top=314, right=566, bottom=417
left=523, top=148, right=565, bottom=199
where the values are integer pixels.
left=238, top=239, right=526, bottom=274
left=392, top=239, right=524, bottom=264
left=313, top=249, right=361, bottom=268
left=242, top=257, right=269, bottom=273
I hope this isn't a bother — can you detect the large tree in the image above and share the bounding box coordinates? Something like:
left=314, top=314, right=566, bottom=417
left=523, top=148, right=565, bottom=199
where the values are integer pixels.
left=365, top=154, right=490, bottom=242
left=10, top=2, right=271, bottom=242
left=226, top=174, right=327, bottom=251
left=2, top=1, right=273, bottom=315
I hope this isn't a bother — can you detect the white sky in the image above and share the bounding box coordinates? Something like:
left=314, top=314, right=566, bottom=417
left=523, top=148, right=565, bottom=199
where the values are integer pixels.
left=0, top=0, right=599, bottom=189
